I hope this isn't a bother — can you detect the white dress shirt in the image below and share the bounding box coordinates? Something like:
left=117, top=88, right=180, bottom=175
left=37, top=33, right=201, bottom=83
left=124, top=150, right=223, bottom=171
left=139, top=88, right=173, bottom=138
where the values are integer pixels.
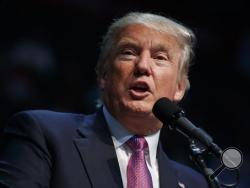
left=103, top=106, right=160, bottom=188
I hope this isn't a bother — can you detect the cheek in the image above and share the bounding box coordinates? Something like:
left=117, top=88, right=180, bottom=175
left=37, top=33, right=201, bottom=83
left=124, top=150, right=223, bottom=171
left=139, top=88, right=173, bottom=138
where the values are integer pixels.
left=155, top=70, right=179, bottom=95
left=113, top=62, right=134, bottom=81
left=108, top=63, right=132, bottom=91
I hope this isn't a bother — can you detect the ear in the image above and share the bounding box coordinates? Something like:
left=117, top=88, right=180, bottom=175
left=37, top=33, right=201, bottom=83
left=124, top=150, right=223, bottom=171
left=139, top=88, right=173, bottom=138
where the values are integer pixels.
left=173, top=78, right=186, bottom=102
left=99, top=76, right=106, bottom=90
left=98, top=71, right=109, bottom=90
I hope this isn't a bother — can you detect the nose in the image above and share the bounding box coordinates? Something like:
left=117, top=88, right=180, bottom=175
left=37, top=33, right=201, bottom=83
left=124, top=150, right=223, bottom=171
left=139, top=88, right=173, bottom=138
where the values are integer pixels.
left=134, top=51, right=152, bottom=77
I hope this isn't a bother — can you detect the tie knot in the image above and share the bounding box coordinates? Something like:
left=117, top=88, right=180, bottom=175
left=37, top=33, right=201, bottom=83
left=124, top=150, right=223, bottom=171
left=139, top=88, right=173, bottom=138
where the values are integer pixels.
left=126, top=135, right=148, bottom=152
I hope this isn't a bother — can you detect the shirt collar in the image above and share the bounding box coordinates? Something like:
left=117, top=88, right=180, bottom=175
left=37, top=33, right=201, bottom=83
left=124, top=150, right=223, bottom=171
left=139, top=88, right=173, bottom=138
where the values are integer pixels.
left=103, top=106, right=132, bottom=148
left=102, top=106, right=161, bottom=166
left=144, top=131, right=160, bottom=166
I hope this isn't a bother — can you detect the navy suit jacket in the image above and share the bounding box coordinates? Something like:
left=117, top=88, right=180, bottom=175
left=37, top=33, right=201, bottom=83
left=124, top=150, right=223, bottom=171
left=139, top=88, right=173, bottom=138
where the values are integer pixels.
left=0, top=110, right=209, bottom=188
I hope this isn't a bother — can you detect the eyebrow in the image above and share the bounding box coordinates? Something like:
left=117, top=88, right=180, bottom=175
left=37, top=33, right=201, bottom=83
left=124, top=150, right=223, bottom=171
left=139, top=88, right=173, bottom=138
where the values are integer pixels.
left=151, top=44, right=169, bottom=53
left=117, top=38, right=139, bottom=47
left=117, top=38, right=170, bottom=54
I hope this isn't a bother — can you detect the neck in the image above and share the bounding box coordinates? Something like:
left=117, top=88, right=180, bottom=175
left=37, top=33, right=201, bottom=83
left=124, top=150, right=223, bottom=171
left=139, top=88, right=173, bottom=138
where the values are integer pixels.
left=120, top=116, right=162, bottom=135
left=105, top=106, right=162, bottom=135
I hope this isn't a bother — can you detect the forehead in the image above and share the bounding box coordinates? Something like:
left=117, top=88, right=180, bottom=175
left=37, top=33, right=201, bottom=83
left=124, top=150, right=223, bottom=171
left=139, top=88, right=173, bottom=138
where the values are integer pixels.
left=115, top=24, right=181, bottom=50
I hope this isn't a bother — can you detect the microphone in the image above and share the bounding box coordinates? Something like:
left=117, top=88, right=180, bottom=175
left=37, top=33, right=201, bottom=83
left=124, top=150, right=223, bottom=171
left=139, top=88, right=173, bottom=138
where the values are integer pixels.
left=152, top=97, right=222, bottom=157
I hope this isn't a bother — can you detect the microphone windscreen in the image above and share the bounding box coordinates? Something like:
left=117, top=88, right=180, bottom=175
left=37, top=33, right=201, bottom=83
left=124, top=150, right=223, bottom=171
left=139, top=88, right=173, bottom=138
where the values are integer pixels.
left=152, top=97, right=182, bottom=123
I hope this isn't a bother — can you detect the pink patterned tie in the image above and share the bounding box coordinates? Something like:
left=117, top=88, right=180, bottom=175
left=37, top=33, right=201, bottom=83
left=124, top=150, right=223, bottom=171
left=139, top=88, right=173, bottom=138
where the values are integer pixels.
left=126, top=135, right=153, bottom=188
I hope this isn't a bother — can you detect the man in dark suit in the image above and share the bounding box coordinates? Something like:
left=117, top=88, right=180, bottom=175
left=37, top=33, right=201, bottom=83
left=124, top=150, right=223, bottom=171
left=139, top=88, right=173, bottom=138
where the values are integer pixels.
left=0, top=12, right=209, bottom=188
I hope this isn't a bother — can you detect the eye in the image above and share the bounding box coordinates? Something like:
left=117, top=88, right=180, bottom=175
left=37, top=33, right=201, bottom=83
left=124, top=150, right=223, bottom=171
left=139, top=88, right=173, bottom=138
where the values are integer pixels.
left=118, top=48, right=138, bottom=60
left=155, top=55, right=168, bottom=61
left=153, top=52, right=169, bottom=61
left=121, top=49, right=135, bottom=55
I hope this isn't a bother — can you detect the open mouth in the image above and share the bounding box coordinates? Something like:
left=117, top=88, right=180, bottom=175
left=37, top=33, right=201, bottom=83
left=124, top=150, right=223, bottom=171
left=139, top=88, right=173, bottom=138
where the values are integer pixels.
left=129, top=82, right=150, bottom=99
left=131, top=83, right=149, bottom=92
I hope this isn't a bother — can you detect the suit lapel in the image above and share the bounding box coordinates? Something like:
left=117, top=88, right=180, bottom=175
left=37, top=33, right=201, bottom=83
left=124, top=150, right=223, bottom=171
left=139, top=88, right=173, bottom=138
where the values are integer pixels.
left=158, top=143, right=180, bottom=188
left=73, top=110, right=185, bottom=188
left=74, top=111, right=123, bottom=188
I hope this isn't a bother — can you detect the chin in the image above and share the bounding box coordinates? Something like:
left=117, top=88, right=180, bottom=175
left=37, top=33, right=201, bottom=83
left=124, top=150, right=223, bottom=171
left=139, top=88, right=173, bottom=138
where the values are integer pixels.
left=123, top=100, right=153, bottom=115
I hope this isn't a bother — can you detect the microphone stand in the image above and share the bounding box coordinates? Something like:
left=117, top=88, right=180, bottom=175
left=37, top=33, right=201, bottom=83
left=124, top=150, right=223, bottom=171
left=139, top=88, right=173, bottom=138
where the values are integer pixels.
left=170, top=127, right=240, bottom=188
left=168, top=125, right=222, bottom=187
left=189, top=140, right=221, bottom=188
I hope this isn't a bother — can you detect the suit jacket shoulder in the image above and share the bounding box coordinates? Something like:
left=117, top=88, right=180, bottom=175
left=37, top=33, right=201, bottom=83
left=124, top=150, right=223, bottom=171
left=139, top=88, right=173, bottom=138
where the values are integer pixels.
left=0, top=110, right=94, bottom=188
left=5, top=110, right=88, bottom=135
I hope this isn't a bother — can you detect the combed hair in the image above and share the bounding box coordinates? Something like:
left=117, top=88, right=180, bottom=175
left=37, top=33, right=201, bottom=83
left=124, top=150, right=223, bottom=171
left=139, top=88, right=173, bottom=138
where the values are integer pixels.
left=96, top=12, right=196, bottom=90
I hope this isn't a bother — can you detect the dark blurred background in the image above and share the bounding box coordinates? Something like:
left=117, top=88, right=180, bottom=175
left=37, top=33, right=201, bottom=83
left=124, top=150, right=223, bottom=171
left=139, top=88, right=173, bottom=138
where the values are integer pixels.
left=0, top=0, right=249, bottom=187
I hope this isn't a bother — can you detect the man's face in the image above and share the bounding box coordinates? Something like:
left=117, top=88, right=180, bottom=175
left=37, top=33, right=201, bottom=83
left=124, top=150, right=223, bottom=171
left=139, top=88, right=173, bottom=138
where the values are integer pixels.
left=101, top=24, right=186, bottom=119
